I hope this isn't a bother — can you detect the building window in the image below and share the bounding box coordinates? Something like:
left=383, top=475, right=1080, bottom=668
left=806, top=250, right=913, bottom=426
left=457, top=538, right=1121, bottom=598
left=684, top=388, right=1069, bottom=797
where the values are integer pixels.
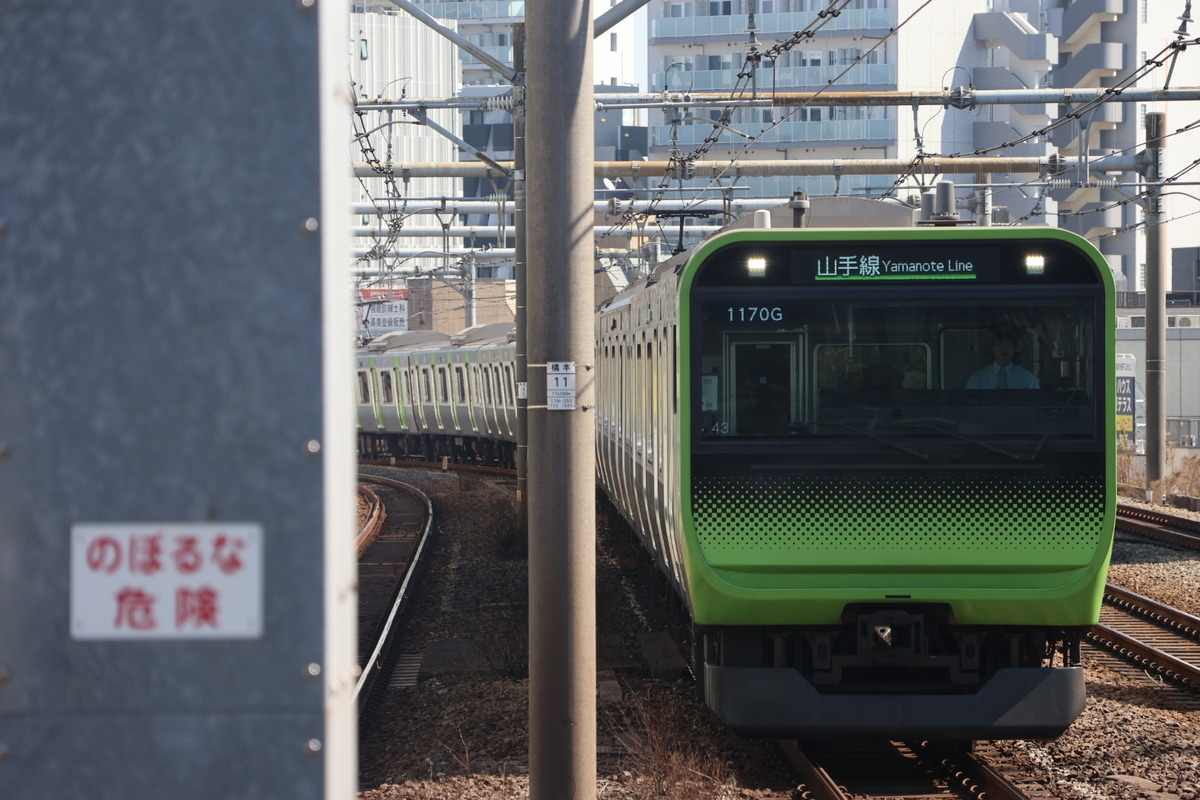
left=709, top=0, right=732, bottom=15
left=611, top=32, right=618, bottom=52
left=665, top=2, right=693, bottom=18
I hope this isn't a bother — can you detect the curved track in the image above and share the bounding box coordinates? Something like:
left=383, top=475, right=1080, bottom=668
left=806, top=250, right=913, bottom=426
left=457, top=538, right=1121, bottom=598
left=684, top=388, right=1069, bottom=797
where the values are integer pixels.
left=354, top=475, right=434, bottom=709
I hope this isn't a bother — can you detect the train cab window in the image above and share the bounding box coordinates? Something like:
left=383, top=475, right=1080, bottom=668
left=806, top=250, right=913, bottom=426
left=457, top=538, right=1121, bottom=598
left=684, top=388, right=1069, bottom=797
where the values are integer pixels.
left=695, top=296, right=1100, bottom=443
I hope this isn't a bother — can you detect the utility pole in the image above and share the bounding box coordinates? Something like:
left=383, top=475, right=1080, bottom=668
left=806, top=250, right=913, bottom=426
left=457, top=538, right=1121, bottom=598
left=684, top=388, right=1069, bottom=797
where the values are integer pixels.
left=1145, top=111, right=1168, bottom=494
left=525, top=2, right=596, bottom=799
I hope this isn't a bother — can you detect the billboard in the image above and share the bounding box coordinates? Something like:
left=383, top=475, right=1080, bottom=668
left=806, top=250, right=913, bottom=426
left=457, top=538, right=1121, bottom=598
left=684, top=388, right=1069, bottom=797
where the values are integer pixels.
left=357, top=288, right=409, bottom=337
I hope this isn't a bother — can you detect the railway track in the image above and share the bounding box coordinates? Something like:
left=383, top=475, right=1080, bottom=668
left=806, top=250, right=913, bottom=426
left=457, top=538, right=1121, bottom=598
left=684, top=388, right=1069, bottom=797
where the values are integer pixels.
left=1116, top=503, right=1200, bottom=549
left=354, top=474, right=434, bottom=711
left=778, top=739, right=1048, bottom=800
left=1089, top=582, right=1200, bottom=696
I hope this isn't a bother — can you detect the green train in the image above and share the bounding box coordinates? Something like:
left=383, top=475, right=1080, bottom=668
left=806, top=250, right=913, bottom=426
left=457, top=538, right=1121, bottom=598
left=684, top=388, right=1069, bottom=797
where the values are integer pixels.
left=595, top=225, right=1115, bottom=740
left=355, top=224, right=1115, bottom=740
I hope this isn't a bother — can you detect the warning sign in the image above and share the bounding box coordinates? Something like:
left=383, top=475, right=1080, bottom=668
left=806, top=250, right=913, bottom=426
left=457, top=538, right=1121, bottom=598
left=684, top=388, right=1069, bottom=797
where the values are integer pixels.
left=70, top=522, right=263, bottom=640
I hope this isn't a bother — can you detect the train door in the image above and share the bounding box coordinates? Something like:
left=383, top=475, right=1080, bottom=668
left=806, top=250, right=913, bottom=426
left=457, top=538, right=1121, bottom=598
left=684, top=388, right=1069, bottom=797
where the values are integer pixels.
left=459, top=363, right=478, bottom=433
left=721, top=334, right=804, bottom=436
left=434, top=364, right=449, bottom=431
left=448, top=363, right=463, bottom=433
left=356, top=366, right=374, bottom=430
left=378, top=365, right=401, bottom=431
left=418, top=364, right=435, bottom=430
left=394, top=364, right=410, bottom=430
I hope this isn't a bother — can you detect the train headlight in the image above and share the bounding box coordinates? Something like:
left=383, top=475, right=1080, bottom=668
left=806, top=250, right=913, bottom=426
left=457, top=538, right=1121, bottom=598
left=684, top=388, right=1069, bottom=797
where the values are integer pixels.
left=1025, top=254, right=1045, bottom=275
left=747, top=256, right=767, bottom=277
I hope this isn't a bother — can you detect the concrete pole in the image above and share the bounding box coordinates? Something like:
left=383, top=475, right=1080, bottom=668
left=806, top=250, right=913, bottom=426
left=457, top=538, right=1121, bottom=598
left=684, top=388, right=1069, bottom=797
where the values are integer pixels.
left=525, top=2, right=596, bottom=799
left=1145, top=111, right=1168, bottom=493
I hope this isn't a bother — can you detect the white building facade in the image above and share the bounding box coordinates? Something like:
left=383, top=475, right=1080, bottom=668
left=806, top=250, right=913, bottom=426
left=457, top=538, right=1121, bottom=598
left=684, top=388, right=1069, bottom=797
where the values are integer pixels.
left=351, top=4, right=463, bottom=303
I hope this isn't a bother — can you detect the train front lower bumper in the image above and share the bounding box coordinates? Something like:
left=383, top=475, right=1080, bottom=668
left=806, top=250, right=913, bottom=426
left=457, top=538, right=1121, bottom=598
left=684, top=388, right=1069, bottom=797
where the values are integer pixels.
left=704, top=664, right=1085, bottom=740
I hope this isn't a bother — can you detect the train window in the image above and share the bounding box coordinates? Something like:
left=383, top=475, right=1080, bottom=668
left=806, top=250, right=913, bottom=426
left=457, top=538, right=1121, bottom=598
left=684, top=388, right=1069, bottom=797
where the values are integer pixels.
left=357, top=371, right=371, bottom=404
left=422, top=369, right=433, bottom=403
left=455, top=366, right=466, bottom=403
left=695, top=295, right=1100, bottom=442
left=439, top=367, right=449, bottom=402
left=380, top=371, right=395, bottom=404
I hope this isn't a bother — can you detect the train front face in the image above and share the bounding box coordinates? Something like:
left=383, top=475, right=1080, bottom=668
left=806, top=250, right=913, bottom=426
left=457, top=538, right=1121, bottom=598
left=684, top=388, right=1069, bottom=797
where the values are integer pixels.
left=679, top=228, right=1115, bottom=740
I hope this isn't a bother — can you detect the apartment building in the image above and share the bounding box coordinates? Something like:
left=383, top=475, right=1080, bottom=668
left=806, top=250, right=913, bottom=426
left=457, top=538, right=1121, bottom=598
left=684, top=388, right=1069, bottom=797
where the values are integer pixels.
left=646, top=0, right=1200, bottom=290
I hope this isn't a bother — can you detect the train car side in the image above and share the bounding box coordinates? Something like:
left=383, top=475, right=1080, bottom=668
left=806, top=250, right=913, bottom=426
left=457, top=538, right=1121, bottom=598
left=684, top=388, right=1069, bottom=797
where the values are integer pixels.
left=356, top=324, right=518, bottom=467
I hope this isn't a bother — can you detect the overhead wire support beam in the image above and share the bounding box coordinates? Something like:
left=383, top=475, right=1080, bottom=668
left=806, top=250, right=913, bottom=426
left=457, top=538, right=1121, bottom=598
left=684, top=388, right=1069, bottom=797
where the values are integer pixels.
left=595, top=0, right=649, bottom=36
left=595, top=86, right=1200, bottom=110
left=354, top=86, right=1200, bottom=113
left=408, top=108, right=509, bottom=175
left=354, top=155, right=1141, bottom=180
left=385, top=0, right=517, bottom=82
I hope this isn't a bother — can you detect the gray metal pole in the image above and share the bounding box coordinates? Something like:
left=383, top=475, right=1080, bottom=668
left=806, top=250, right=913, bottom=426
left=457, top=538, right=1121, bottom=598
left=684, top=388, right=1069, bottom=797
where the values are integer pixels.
left=525, top=2, right=596, bottom=799
left=513, top=22, right=528, bottom=537
left=1145, top=112, right=1168, bottom=494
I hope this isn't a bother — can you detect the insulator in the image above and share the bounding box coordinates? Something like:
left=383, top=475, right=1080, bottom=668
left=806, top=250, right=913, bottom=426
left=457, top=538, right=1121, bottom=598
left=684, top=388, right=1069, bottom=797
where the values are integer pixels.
left=485, top=96, right=516, bottom=111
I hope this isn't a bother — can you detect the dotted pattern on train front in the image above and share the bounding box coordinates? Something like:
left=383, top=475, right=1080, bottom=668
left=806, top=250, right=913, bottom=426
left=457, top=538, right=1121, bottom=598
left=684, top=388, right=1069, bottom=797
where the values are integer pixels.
left=690, top=475, right=1106, bottom=556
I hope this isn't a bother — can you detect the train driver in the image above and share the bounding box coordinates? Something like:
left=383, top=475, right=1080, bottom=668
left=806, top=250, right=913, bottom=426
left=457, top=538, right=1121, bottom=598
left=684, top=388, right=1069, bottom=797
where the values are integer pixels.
left=966, top=332, right=1039, bottom=390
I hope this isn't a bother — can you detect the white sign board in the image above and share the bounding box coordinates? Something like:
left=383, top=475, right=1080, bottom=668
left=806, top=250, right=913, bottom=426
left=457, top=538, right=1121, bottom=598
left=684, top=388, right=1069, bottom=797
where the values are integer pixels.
left=547, top=362, right=576, bottom=410
left=70, top=522, right=263, bottom=640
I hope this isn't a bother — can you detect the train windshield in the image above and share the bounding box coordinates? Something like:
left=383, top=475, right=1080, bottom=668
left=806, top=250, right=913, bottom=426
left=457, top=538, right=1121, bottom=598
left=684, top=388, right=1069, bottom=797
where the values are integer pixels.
left=694, top=294, right=1100, bottom=442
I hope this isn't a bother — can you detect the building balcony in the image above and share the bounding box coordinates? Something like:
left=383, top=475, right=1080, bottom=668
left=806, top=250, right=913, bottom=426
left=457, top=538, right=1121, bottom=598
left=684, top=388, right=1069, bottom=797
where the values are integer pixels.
left=413, top=1, right=524, bottom=20
left=650, top=117, right=896, bottom=148
left=1052, top=41, right=1123, bottom=88
left=651, top=63, right=896, bottom=92
left=650, top=8, right=895, bottom=41
left=461, top=45, right=514, bottom=66
left=1059, top=200, right=1122, bottom=242
left=1049, top=100, right=1122, bottom=151
left=973, top=11, right=1056, bottom=65
left=972, top=122, right=1055, bottom=158
left=1059, top=0, right=1122, bottom=48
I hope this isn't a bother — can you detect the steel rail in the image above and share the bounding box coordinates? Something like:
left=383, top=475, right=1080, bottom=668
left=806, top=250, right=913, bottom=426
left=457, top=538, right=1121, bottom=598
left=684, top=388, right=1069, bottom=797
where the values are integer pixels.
left=1088, top=623, right=1200, bottom=690
left=914, top=740, right=1032, bottom=800
left=1090, top=584, right=1200, bottom=691
left=353, top=475, right=435, bottom=706
left=1105, top=583, right=1200, bottom=637
left=1116, top=504, right=1200, bottom=549
left=776, top=740, right=851, bottom=800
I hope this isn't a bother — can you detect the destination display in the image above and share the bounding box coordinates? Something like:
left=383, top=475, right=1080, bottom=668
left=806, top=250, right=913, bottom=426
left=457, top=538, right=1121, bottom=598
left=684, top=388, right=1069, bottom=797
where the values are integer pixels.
left=793, top=246, right=1002, bottom=283
left=691, top=234, right=1102, bottom=290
